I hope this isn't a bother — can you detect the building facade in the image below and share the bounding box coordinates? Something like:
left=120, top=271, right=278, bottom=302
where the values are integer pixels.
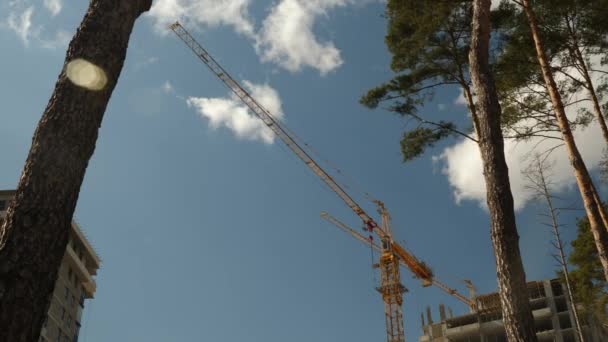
left=419, top=279, right=607, bottom=342
left=0, top=190, right=100, bottom=342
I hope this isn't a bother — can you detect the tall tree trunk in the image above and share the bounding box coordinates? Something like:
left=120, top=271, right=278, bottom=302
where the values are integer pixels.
left=564, top=21, right=608, bottom=231
left=529, top=156, right=585, bottom=342
left=563, top=15, right=608, bottom=231
left=521, top=0, right=608, bottom=282
left=448, top=27, right=482, bottom=139
left=469, top=1, right=538, bottom=341
left=564, top=17, right=608, bottom=146
left=575, top=47, right=608, bottom=144
left=0, top=1, right=151, bottom=341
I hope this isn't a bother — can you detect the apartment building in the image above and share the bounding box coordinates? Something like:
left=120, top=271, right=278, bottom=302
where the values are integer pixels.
left=0, top=190, right=100, bottom=342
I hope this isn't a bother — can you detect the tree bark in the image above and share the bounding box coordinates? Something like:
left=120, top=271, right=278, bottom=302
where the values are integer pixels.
left=0, top=1, right=151, bottom=341
left=521, top=0, right=608, bottom=283
left=463, top=82, right=482, bottom=137
left=469, top=1, right=538, bottom=341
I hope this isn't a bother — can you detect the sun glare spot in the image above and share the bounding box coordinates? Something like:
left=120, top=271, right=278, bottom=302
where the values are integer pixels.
left=66, top=59, right=107, bottom=91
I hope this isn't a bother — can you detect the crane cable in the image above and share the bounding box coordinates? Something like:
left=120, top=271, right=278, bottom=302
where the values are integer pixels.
left=278, top=120, right=380, bottom=206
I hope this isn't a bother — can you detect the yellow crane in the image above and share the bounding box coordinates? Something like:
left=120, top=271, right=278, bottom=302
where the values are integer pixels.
left=169, top=21, right=476, bottom=342
left=320, top=210, right=477, bottom=311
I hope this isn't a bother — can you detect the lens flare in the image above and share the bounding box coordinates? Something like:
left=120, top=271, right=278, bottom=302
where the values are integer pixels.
left=66, top=59, right=107, bottom=91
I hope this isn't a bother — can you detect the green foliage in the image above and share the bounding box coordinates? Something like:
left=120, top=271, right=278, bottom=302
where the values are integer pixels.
left=493, top=0, right=608, bottom=139
left=361, top=0, right=473, bottom=162
left=568, top=214, right=608, bottom=322
left=400, top=124, right=455, bottom=162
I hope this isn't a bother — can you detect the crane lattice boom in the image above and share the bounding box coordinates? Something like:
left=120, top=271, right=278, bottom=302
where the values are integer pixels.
left=169, top=23, right=376, bottom=229
left=170, top=21, right=433, bottom=280
left=170, top=21, right=439, bottom=342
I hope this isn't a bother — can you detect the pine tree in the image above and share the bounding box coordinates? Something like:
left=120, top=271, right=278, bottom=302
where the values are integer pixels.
left=569, top=214, right=608, bottom=324
left=514, top=0, right=608, bottom=282
left=469, top=1, right=538, bottom=340
left=360, top=0, right=479, bottom=162
left=363, top=0, right=538, bottom=340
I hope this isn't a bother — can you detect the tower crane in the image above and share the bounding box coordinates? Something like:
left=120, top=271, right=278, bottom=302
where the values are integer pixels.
left=320, top=211, right=477, bottom=311
left=169, top=22, right=475, bottom=342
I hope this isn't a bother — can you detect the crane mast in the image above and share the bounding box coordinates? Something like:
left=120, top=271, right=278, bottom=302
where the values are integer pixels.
left=170, top=21, right=434, bottom=342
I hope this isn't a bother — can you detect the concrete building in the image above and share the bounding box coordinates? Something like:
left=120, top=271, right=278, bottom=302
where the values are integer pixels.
left=419, top=278, right=607, bottom=342
left=0, top=190, right=100, bottom=342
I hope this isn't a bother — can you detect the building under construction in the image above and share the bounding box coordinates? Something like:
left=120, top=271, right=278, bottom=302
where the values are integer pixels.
left=419, top=278, right=607, bottom=342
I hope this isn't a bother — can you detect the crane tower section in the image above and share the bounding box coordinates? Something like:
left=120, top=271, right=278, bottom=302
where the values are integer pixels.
left=377, top=206, right=406, bottom=342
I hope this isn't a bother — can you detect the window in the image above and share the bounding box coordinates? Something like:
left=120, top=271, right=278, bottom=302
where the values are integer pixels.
left=68, top=267, right=72, bottom=279
left=555, top=297, right=568, bottom=312
left=0, top=200, right=5, bottom=210
left=551, top=279, right=564, bottom=296
left=559, top=313, right=573, bottom=329
left=61, top=308, right=65, bottom=320
left=72, top=295, right=76, bottom=308
left=64, top=286, right=69, bottom=300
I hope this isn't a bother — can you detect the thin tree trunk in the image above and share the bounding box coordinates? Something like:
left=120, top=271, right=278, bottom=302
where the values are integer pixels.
left=469, top=1, right=538, bottom=341
left=0, top=1, right=151, bottom=341
left=521, top=0, right=608, bottom=282
left=531, top=157, right=585, bottom=342
left=564, top=17, right=608, bottom=146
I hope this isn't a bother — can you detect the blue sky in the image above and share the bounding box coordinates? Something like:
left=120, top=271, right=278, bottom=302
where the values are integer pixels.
left=1, top=1, right=606, bottom=341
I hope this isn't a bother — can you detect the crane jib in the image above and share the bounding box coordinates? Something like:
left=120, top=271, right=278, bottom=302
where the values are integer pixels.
left=169, top=22, right=375, bottom=231
left=170, top=21, right=477, bottom=313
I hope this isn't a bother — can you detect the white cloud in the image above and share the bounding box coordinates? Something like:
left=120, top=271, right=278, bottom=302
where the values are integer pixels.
left=7, top=6, right=35, bottom=45
left=4, top=1, right=69, bottom=49
left=436, top=58, right=607, bottom=211
left=162, top=80, right=174, bottom=93
left=40, top=29, right=70, bottom=49
left=148, top=0, right=255, bottom=37
left=436, top=121, right=605, bottom=210
left=148, top=0, right=367, bottom=75
left=454, top=89, right=468, bottom=105
left=135, top=56, right=159, bottom=70
left=256, top=0, right=348, bottom=75
left=43, top=0, right=62, bottom=16
left=186, top=81, right=284, bottom=144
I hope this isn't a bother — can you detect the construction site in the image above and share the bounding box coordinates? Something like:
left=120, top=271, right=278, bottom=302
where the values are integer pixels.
left=2, top=1, right=608, bottom=342
left=166, top=23, right=608, bottom=342
left=419, top=279, right=607, bottom=342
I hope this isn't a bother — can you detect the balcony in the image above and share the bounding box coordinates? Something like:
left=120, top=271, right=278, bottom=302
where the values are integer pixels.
left=65, top=244, right=97, bottom=298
